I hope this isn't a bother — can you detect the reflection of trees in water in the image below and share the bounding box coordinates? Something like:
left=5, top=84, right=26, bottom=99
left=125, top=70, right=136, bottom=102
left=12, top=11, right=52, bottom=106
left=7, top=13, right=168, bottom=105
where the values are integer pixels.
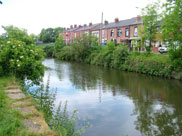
left=133, top=102, right=182, bottom=135
left=53, top=60, right=182, bottom=135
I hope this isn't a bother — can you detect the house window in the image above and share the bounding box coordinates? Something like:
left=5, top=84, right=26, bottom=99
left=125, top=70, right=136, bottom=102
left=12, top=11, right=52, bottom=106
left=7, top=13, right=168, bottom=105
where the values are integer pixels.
left=111, top=30, right=114, bottom=37
left=125, top=28, right=129, bottom=37
left=117, top=29, right=121, bottom=37
left=102, top=30, right=104, bottom=38
left=134, top=27, right=138, bottom=36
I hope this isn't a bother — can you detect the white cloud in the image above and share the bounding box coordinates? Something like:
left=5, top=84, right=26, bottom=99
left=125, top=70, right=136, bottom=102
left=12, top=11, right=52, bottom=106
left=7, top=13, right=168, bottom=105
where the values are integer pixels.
left=0, top=0, right=166, bottom=35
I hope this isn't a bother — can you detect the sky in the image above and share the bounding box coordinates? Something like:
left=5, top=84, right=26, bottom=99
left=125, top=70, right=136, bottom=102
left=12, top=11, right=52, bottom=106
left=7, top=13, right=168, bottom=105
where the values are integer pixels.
left=0, top=0, right=165, bottom=35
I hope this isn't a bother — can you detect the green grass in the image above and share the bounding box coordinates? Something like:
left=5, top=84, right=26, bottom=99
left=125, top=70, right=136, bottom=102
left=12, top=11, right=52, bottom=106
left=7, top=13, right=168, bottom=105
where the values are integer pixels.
left=0, top=76, right=27, bottom=136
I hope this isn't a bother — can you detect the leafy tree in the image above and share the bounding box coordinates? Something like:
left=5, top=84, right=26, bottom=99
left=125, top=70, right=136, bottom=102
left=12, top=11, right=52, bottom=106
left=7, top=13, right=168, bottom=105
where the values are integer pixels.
left=54, top=35, right=66, bottom=54
left=0, top=25, right=35, bottom=45
left=141, top=2, right=161, bottom=53
left=162, top=0, right=182, bottom=70
left=39, top=27, right=63, bottom=43
left=162, top=0, right=182, bottom=48
left=54, top=27, right=64, bottom=39
left=0, top=26, right=44, bottom=83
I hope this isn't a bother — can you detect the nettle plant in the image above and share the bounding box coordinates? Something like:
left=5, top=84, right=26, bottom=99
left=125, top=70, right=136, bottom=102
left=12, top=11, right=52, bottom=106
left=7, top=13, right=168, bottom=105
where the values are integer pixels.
left=0, top=38, right=44, bottom=83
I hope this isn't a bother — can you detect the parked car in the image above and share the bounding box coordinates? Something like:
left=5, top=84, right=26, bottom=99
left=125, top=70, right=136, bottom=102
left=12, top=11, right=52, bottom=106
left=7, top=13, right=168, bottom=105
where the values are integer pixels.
left=158, top=47, right=168, bottom=53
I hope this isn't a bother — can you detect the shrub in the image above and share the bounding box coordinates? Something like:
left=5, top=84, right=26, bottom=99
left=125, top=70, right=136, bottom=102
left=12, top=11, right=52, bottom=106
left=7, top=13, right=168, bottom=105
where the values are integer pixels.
left=168, top=47, right=182, bottom=71
left=0, top=26, right=44, bottom=83
left=43, top=45, right=54, bottom=57
left=57, top=46, right=75, bottom=61
left=111, top=45, right=129, bottom=69
left=123, top=53, right=171, bottom=78
left=54, top=35, right=66, bottom=54
left=0, top=39, right=44, bottom=83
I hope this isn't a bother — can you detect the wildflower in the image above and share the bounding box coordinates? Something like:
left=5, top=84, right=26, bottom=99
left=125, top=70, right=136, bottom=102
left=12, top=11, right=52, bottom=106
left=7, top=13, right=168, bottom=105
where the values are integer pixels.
left=17, top=60, right=19, bottom=62
left=17, top=64, right=20, bottom=67
left=18, top=44, right=21, bottom=47
left=7, top=41, right=10, bottom=44
left=20, top=56, right=24, bottom=58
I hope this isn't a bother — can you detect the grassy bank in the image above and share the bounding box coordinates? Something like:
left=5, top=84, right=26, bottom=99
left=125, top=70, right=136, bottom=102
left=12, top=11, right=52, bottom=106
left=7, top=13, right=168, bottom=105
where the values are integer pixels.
left=0, top=76, right=25, bottom=136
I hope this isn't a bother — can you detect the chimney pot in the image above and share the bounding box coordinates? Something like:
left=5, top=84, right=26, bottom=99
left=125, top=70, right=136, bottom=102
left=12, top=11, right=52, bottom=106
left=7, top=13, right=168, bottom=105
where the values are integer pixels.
left=84, top=24, right=87, bottom=27
left=89, top=23, right=92, bottom=26
left=136, top=15, right=141, bottom=22
left=70, top=25, right=73, bottom=29
left=115, top=18, right=119, bottom=23
left=79, top=25, right=82, bottom=28
left=74, top=24, right=77, bottom=28
left=104, top=20, right=108, bottom=25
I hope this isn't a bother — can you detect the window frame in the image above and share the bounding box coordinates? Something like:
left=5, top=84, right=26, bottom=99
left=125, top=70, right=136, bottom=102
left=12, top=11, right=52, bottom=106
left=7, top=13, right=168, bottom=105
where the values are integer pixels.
left=134, top=27, right=138, bottom=37
left=125, top=28, right=129, bottom=37
left=111, top=30, right=114, bottom=37
left=117, top=29, right=121, bottom=37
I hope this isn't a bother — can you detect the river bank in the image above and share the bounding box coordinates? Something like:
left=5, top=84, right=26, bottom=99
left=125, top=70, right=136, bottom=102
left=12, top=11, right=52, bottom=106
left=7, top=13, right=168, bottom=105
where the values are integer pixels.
left=46, top=43, right=182, bottom=80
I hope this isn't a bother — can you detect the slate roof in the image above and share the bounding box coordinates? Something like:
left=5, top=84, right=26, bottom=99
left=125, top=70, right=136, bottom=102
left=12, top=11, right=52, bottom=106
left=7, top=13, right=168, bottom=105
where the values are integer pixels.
left=93, top=17, right=143, bottom=31
left=62, top=27, right=80, bottom=33
left=75, top=23, right=101, bottom=32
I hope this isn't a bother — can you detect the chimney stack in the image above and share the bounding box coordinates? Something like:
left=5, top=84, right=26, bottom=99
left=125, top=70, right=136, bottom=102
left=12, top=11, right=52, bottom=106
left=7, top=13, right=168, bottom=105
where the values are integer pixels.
left=70, top=25, right=73, bottom=29
left=84, top=24, right=87, bottom=27
left=89, top=23, right=92, bottom=26
left=74, top=24, right=77, bottom=28
left=64, top=28, right=66, bottom=30
left=115, top=18, right=119, bottom=23
left=79, top=25, right=82, bottom=28
left=136, top=15, right=141, bottom=22
left=104, top=20, right=108, bottom=25
left=67, top=28, right=69, bottom=30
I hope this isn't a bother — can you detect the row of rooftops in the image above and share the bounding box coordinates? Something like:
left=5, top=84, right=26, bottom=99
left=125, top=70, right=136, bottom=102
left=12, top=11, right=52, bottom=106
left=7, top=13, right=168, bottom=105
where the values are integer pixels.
left=62, top=16, right=143, bottom=33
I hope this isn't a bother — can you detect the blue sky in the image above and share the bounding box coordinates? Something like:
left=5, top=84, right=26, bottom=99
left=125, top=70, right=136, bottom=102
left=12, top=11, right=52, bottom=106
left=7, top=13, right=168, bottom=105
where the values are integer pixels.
left=0, top=0, right=165, bottom=35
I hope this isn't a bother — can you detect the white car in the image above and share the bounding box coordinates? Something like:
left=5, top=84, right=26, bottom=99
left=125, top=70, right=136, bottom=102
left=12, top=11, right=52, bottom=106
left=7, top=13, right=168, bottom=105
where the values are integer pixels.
left=158, top=47, right=168, bottom=53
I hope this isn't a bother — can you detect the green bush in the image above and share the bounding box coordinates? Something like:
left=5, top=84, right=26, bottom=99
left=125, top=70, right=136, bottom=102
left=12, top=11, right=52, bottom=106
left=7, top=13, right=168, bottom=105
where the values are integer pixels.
left=54, top=35, right=66, bottom=54
left=57, top=46, right=75, bottom=61
left=43, top=45, right=54, bottom=57
left=111, top=45, right=129, bottom=69
left=0, top=26, right=44, bottom=83
left=0, top=66, right=3, bottom=77
left=169, top=47, right=182, bottom=71
left=123, top=53, right=171, bottom=78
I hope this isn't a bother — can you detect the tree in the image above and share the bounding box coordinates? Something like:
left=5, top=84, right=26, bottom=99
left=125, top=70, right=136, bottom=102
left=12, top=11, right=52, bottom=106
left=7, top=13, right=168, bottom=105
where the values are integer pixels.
left=141, top=2, right=161, bottom=53
left=39, top=27, right=63, bottom=43
left=54, top=35, right=66, bottom=54
left=162, top=0, right=182, bottom=48
left=0, top=26, right=44, bottom=83
left=0, top=25, right=35, bottom=45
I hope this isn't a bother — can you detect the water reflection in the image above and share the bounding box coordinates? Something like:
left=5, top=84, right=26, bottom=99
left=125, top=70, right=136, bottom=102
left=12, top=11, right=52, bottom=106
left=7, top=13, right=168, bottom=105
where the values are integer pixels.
left=42, top=58, right=182, bottom=136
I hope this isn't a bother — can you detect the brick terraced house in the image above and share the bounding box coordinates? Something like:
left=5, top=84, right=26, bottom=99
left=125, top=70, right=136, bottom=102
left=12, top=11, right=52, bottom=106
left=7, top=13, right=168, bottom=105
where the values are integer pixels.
left=60, top=16, right=162, bottom=52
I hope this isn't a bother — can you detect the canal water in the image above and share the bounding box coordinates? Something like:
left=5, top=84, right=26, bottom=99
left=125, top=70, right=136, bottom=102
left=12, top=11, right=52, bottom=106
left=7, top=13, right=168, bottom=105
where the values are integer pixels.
left=41, top=58, right=182, bottom=136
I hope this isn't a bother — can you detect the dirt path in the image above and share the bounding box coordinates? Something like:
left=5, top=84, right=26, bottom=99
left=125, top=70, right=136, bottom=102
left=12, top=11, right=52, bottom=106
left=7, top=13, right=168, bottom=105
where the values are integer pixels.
left=5, top=85, right=57, bottom=136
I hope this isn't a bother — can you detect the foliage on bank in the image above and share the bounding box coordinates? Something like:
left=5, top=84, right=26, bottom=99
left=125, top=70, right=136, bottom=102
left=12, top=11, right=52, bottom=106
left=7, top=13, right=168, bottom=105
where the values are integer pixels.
left=0, top=26, right=44, bottom=83
left=53, top=34, right=182, bottom=80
